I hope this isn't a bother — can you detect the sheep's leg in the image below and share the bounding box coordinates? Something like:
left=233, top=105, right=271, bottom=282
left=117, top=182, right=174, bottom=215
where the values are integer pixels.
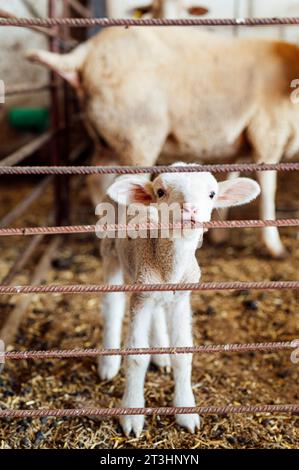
left=150, top=306, right=171, bottom=371
left=167, top=294, right=200, bottom=433
left=120, top=295, right=152, bottom=437
left=98, top=256, right=126, bottom=381
left=87, top=148, right=118, bottom=208
left=257, top=170, right=286, bottom=258
left=87, top=173, right=116, bottom=208
left=247, top=111, right=288, bottom=258
left=210, top=171, right=240, bottom=245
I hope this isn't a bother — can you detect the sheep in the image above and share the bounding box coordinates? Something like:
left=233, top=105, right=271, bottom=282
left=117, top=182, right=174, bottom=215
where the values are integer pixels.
left=99, top=163, right=260, bottom=437
left=26, top=27, right=299, bottom=258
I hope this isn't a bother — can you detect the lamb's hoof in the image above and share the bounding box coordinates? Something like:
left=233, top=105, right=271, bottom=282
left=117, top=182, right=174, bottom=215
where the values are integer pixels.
left=267, top=246, right=289, bottom=260
left=176, top=413, right=201, bottom=433
left=151, top=354, right=171, bottom=372
left=98, top=356, right=121, bottom=381
left=120, top=415, right=145, bottom=438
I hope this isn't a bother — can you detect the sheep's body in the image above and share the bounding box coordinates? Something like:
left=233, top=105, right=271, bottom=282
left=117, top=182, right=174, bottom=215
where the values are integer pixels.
left=98, top=166, right=260, bottom=436
left=27, top=28, right=299, bottom=258
left=82, top=28, right=299, bottom=164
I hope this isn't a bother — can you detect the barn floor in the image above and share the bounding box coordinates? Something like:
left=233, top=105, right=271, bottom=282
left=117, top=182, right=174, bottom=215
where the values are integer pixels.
left=0, top=170, right=298, bottom=449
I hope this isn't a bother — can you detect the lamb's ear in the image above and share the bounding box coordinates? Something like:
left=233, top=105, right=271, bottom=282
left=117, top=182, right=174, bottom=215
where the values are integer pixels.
left=215, top=178, right=260, bottom=208
left=107, top=176, right=155, bottom=206
left=26, top=42, right=90, bottom=90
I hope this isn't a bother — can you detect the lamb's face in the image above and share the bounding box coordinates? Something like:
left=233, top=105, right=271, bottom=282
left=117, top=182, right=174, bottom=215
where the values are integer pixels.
left=152, top=172, right=218, bottom=223
left=107, top=164, right=260, bottom=232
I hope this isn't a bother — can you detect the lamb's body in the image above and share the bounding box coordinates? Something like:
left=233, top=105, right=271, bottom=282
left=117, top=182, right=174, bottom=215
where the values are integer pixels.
left=101, top=222, right=201, bottom=435
left=99, top=165, right=260, bottom=436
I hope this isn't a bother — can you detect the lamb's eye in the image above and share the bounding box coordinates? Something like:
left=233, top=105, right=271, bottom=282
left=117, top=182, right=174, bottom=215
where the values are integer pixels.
left=157, top=189, right=165, bottom=198
left=209, top=191, right=216, bottom=200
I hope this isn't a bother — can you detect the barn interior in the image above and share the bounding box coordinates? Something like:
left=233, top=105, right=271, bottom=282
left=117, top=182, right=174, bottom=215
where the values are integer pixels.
left=0, top=0, right=298, bottom=450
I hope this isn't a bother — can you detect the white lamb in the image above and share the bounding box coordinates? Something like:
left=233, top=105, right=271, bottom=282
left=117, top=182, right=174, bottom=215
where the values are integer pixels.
left=99, top=163, right=260, bottom=437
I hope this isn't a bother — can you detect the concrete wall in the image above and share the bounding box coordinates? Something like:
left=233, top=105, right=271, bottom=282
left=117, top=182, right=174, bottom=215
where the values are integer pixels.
left=0, top=0, right=49, bottom=108
left=0, top=0, right=63, bottom=155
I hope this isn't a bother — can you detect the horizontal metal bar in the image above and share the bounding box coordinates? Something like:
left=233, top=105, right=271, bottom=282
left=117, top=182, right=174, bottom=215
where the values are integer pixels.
left=0, top=219, right=298, bottom=237
left=0, top=281, right=298, bottom=296
left=0, top=162, right=298, bottom=175
left=0, top=404, right=298, bottom=419
left=1, top=17, right=299, bottom=28
left=3, top=341, right=296, bottom=360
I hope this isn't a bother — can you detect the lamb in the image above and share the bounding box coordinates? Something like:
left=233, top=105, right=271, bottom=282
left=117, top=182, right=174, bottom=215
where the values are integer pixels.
left=26, top=27, right=299, bottom=258
left=99, top=163, right=260, bottom=437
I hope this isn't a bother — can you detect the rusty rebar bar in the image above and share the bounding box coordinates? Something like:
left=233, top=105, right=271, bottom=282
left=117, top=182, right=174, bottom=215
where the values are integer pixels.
left=3, top=341, right=297, bottom=360
left=0, top=163, right=297, bottom=175
left=1, top=17, right=299, bottom=28
left=49, top=0, right=62, bottom=227
left=0, top=404, right=298, bottom=419
left=0, top=219, right=297, bottom=238
left=0, top=281, right=297, bottom=296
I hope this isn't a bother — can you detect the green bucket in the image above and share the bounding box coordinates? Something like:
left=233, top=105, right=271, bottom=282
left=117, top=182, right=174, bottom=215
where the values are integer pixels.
left=8, top=107, right=50, bottom=132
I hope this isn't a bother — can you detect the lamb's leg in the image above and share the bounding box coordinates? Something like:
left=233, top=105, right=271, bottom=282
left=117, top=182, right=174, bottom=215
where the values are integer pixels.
left=120, top=295, right=152, bottom=437
left=257, top=170, right=286, bottom=258
left=210, top=171, right=240, bottom=245
left=98, top=254, right=126, bottom=381
left=151, top=306, right=171, bottom=371
left=167, top=294, right=200, bottom=433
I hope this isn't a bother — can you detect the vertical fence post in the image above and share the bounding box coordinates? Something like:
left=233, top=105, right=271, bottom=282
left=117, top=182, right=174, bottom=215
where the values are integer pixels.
left=62, top=0, right=71, bottom=220
left=48, top=0, right=70, bottom=226
left=89, top=0, right=106, bottom=36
